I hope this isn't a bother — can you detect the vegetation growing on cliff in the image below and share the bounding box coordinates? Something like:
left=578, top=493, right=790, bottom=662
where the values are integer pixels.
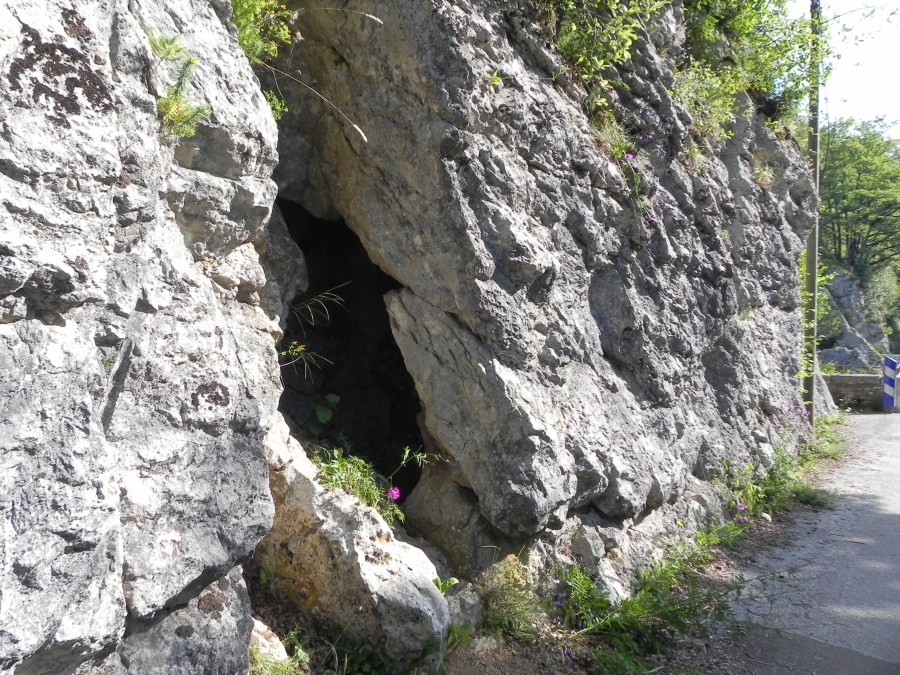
left=538, top=0, right=826, bottom=150
left=146, top=27, right=211, bottom=138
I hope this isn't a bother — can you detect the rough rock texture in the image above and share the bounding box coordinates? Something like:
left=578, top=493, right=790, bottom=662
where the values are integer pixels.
left=85, top=567, right=254, bottom=675
left=255, top=415, right=449, bottom=672
left=271, top=0, right=814, bottom=574
left=0, top=0, right=301, bottom=670
left=819, top=270, right=888, bottom=370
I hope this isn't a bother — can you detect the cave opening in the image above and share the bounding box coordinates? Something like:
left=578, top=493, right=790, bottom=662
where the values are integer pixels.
left=276, top=199, right=426, bottom=499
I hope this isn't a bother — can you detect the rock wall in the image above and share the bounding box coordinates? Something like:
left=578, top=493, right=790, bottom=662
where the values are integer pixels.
left=271, top=0, right=815, bottom=580
left=819, top=270, right=888, bottom=370
left=0, top=0, right=304, bottom=671
left=0, top=0, right=821, bottom=671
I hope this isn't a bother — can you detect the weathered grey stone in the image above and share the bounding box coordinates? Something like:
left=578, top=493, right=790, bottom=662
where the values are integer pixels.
left=76, top=567, right=254, bottom=675
left=255, top=415, right=450, bottom=673
left=0, top=0, right=294, bottom=671
left=271, top=0, right=814, bottom=575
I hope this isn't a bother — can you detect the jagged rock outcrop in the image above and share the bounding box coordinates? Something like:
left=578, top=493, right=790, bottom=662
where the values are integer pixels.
left=0, top=0, right=302, bottom=671
left=819, top=270, right=888, bottom=369
left=271, top=0, right=815, bottom=578
left=255, top=415, right=449, bottom=672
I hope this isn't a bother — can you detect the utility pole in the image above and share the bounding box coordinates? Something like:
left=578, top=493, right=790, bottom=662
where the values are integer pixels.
left=804, top=0, right=822, bottom=425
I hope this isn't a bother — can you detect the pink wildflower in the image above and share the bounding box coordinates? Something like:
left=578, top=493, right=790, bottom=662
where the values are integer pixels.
left=388, top=486, right=401, bottom=501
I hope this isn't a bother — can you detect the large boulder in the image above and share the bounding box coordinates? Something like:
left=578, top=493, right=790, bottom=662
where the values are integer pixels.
left=0, top=0, right=302, bottom=670
left=254, top=415, right=450, bottom=673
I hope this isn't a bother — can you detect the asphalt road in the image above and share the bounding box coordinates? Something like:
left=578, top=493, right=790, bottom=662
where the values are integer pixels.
left=733, top=414, right=900, bottom=674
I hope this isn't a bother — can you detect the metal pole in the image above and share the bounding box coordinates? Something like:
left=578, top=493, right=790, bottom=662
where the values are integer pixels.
left=803, top=0, right=822, bottom=425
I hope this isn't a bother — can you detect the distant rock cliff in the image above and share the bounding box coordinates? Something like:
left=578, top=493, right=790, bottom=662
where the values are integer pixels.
left=0, top=0, right=816, bottom=672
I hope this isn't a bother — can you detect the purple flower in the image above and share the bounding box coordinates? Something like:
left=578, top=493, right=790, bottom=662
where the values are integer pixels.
left=624, top=153, right=634, bottom=160
left=388, top=486, right=401, bottom=501
left=736, top=501, right=747, bottom=512
left=772, top=422, right=782, bottom=430
left=736, top=516, right=748, bottom=524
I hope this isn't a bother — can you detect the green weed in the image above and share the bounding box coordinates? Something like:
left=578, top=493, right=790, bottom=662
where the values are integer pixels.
left=477, top=555, right=545, bottom=641
left=249, top=628, right=311, bottom=675
left=725, top=411, right=846, bottom=516
left=146, top=28, right=211, bottom=138
left=310, top=444, right=435, bottom=524
left=434, top=576, right=459, bottom=595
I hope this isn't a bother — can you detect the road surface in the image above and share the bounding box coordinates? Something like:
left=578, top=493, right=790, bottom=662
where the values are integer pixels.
left=734, top=414, right=900, bottom=674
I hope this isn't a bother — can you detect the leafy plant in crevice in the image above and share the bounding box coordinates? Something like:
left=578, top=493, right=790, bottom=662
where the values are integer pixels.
left=537, top=0, right=667, bottom=116
left=227, top=0, right=379, bottom=140
left=146, top=27, right=211, bottom=138
left=309, top=443, right=436, bottom=524
left=278, top=283, right=349, bottom=380
left=249, top=627, right=311, bottom=675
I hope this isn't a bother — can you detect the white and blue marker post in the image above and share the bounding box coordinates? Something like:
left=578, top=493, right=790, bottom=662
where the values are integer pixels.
left=884, top=356, right=898, bottom=413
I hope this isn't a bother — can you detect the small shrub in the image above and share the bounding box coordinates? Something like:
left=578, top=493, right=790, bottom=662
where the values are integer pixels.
left=477, top=555, right=544, bottom=640
left=537, top=0, right=666, bottom=115
left=146, top=28, right=211, bottom=138
left=230, top=0, right=292, bottom=64
left=751, top=156, right=776, bottom=189
left=672, top=62, right=744, bottom=147
left=595, top=114, right=631, bottom=159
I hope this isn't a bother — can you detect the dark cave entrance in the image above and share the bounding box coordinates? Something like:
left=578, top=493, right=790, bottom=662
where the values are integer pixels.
left=277, top=199, right=426, bottom=499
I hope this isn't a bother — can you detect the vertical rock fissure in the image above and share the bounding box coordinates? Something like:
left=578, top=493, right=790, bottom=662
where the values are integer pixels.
left=276, top=198, right=427, bottom=497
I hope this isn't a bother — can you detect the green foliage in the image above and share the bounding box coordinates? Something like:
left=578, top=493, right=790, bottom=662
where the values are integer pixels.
left=725, top=411, right=846, bottom=516
left=265, top=90, right=288, bottom=120
left=547, top=535, right=741, bottom=672
left=798, top=251, right=837, bottom=381
left=672, top=62, right=745, bottom=147
left=477, top=555, right=545, bottom=640
left=309, top=444, right=434, bottom=524
left=146, top=28, right=186, bottom=62
left=249, top=629, right=310, bottom=675
left=594, top=114, right=632, bottom=158
left=279, top=285, right=349, bottom=380
left=538, top=0, right=667, bottom=113
left=278, top=342, right=333, bottom=380
left=820, top=119, right=900, bottom=279
left=230, top=0, right=292, bottom=64
left=434, top=576, right=459, bottom=594
left=292, top=283, right=349, bottom=330
left=146, top=28, right=211, bottom=139
left=682, top=0, right=825, bottom=119
left=447, top=624, right=474, bottom=653
left=311, top=445, right=406, bottom=523
left=485, top=69, right=503, bottom=88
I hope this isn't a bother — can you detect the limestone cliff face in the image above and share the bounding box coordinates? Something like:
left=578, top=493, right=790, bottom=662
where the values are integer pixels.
left=0, top=0, right=303, bottom=671
left=271, top=0, right=815, bottom=577
left=0, top=0, right=817, bottom=672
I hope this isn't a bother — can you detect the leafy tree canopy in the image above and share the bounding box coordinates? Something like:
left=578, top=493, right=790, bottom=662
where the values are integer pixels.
left=820, top=119, right=900, bottom=281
